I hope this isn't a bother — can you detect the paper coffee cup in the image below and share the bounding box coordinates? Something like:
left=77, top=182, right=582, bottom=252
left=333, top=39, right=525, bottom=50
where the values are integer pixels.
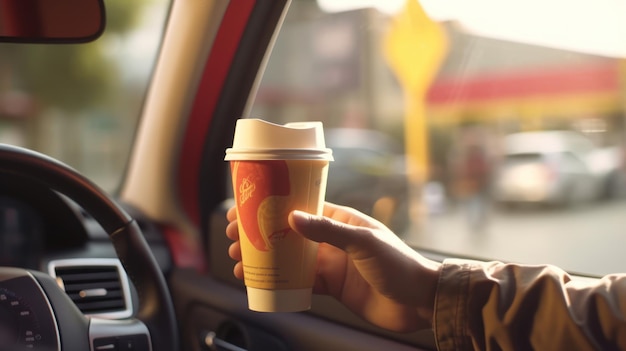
left=225, top=119, right=333, bottom=312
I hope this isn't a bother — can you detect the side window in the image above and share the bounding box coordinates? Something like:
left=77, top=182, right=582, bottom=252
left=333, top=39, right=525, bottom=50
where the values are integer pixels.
left=557, top=152, right=588, bottom=173
left=250, top=0, right=626, bottom=278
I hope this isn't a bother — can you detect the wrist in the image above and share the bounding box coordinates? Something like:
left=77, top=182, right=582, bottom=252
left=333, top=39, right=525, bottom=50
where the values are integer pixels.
left=416, top=258, right=442, bottom=328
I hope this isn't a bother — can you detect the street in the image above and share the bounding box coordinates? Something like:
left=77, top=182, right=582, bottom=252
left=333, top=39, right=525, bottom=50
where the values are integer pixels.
left=406, top=198, right=626, bottom=277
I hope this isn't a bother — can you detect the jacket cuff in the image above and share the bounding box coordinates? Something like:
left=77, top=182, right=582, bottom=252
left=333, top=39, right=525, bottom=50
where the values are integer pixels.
left=433, top=258, right=479, bottom=351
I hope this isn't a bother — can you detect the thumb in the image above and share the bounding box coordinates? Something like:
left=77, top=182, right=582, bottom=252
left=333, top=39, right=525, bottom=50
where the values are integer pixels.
left=288, top=210, right=369, bottom=253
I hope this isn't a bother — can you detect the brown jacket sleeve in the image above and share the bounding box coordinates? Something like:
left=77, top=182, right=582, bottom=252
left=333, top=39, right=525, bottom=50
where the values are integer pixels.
left=433, top=259, right=626, bottom=350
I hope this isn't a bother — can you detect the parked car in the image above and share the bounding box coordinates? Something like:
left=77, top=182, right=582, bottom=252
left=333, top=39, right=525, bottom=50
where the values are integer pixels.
left=493, top=130, right=621, bottom=206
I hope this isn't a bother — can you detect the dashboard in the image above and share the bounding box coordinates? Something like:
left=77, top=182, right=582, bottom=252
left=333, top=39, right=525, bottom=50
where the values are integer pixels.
left=0, top=172, right=172, bottom=350
left=0, top=173, right=171, bottom=270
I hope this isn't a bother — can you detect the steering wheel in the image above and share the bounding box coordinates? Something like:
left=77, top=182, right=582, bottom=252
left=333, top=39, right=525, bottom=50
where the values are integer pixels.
left=0, top=144, right=179, bottom=351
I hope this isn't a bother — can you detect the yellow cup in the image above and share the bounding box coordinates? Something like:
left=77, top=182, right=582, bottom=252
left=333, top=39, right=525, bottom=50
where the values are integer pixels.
left=225, top=119, right=333, bottom=312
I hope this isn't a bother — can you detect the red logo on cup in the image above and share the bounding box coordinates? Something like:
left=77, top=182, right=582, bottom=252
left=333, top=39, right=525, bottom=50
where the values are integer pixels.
left=232, top=161, right=291, bottom=251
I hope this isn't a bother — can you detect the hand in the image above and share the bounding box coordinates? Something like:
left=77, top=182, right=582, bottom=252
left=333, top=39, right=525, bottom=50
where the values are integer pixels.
left=226, top=202, right=441, bottom=332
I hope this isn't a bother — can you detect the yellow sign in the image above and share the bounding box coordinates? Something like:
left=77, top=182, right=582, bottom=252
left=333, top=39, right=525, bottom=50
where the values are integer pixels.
left=384, top=0, right=448, bottom=184
left=385, top=0, right=447, bottom=223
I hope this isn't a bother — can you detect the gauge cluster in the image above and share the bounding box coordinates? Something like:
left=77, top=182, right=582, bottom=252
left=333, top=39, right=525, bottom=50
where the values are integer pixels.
left=0, top=270, right=60, bottom=350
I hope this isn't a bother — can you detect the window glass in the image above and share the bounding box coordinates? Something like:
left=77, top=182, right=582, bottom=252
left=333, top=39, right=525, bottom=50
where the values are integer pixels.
left=250, top=0, right=626, bottom=277
left=0, top=0, right=170, bottom=192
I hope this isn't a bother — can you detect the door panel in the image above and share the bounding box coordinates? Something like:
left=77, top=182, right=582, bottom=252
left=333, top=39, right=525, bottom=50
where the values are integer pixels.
left=171, top=272, right=427, bottom=351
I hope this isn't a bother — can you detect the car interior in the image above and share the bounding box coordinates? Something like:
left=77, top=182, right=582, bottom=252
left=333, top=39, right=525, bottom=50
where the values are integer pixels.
left=1, top=0, right=625, bottom=350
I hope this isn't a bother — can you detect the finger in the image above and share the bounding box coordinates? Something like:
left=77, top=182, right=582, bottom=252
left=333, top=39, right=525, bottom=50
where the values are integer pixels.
left=311, top=242, right=349, bottom=297
left=225, top=220, right=240, bottom=241
left=322, top=202, right=386, bottom=228
left=228, top=241, right=242, bottom=261
left=226, top=206, right=237, bottom=221
left=288, top=210, right=375, bottom=255
left=233, top=261, right=244, bottom=280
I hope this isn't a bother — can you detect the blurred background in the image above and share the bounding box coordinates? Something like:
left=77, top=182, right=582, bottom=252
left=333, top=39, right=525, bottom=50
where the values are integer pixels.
left=0, top=0, right=168, bottom=191
left=250, top=0, right=626, bottom=276
left=2, top=0, right=626, bottom=276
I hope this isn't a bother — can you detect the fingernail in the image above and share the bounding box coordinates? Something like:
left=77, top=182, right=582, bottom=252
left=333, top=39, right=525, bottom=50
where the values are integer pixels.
left=290, top=210, right=311, bottom=227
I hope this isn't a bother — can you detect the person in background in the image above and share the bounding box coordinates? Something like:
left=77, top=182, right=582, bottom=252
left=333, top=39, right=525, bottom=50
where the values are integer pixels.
left=226, top=202, right=626, bottom=350
left=449, top=126, right=494, bottom=233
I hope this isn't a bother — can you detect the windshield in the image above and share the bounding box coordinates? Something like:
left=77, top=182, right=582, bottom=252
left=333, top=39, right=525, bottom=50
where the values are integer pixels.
left=0, top=0, right=170, bottom=192
left=250, top=0, right=626, bottom=277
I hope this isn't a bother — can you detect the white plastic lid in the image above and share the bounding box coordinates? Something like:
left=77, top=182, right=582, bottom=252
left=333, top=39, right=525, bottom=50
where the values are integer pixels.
left=225, top=119, right=333, bottom=161
left=246, top=287, right=312, bottom=312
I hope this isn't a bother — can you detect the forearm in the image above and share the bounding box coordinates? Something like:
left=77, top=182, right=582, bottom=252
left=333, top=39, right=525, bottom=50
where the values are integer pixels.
left=433, top=259, right=626, bottom=350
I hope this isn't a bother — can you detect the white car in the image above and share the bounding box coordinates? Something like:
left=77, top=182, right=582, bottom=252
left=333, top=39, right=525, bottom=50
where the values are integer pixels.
left=494, top=131, right=622, bottom=206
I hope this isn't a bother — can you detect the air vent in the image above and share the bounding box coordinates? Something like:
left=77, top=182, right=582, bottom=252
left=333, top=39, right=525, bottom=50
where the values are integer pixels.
left=48, top=258, right=133, bottom=319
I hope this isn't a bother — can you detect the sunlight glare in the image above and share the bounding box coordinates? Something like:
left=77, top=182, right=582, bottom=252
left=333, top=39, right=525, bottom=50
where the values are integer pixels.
left=319, top=0, right=626, bottom=58
left=317, top=0, right=405, bottom=15
left=420, top=0, right=626, bottom=58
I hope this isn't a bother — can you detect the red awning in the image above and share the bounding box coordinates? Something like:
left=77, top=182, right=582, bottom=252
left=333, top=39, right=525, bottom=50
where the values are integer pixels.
left=426, top=62, right=621, bottom=105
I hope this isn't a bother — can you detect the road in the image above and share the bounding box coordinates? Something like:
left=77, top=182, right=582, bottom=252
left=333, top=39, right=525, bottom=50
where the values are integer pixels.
left=405, top=198, right=626, bottom=277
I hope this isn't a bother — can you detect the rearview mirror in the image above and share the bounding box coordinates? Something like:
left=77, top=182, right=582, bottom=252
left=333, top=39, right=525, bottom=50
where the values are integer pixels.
left=0, top=0, right=105, bottom=43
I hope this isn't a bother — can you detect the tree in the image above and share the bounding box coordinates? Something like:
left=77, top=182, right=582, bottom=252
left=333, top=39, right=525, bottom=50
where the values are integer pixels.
left=0, top=0, right=151, bottom=112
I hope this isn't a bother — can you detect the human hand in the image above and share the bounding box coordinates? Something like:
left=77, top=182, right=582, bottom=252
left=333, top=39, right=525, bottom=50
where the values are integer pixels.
left=226, top=202, right=441, bottom=332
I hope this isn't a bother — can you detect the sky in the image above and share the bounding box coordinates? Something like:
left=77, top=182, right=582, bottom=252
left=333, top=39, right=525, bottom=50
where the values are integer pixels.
left=318, top=0, right=626, bottom=58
